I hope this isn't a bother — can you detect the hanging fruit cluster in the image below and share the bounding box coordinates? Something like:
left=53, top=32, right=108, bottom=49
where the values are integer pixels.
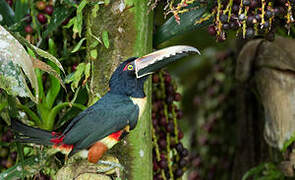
left=0, top=122, right=16, bottom=171
left=152, top=71, right=189, bottom=180
left=188, top=50, right=236, bottom=180
left=206, top=0, right=295, bottom=41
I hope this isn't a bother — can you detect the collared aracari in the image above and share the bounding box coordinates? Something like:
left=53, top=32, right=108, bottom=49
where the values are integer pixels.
left=11, top=45, right=200, bottom=164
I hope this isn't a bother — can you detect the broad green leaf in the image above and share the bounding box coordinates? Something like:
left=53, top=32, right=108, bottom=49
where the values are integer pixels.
left=71, top=37, right=86, bottom=53
left=73, top=0, right=87, bottom=38
left=46, top=39, right=61, bottom=108
left=0, top=0, right=15, bottom=26
left=0, top=25, right=38, bottom=102
left=90, top=49, right=97, bottom=59
left=65, top=63, right=86, bottom=91
left=154, top=5, right=210, bottom=46
left=11, top=32, right=65, bottom=74
left=32, top=45, right=65, bottom=74
left=14, top=0, right=29, bottom=22
left=102, top=30, right=109, bottom=48
left=85, top=63, right=91, bottom=81
left=91, top=4, right=100, bottom=18
left=33, top=58, right=65, bottom=90
left=42, top=6, right=75, bottom=38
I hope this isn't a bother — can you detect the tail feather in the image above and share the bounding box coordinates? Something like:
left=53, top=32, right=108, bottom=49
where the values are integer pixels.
left=11, top=120, right=53, bottom=146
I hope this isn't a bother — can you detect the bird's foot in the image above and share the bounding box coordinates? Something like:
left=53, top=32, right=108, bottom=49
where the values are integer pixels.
left=97, top=160, right=123, bottom=173
left=96, top=155, right=123, bottom=177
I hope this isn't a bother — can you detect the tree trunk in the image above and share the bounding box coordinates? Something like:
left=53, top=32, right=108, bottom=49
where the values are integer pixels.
left=232, top=37, right=295, bottom=179
left=86, top=1, right=153, bottom=179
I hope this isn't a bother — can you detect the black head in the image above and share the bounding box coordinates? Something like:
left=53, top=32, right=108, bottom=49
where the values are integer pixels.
left=109, top=57, right=148, bottom=98
left=108, top=46, right=200, bottom=98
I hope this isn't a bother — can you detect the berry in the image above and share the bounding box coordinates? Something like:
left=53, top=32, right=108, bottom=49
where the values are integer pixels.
left=178, top=130, right=184, bottom=140
left=181, top=148, right=189, bottom=157
left=174, top=169, right=183, bottom=178
left=25, top=25, right=33, bottom=34
left=246, top=28, right=254, bottom=39
left=164, top=74, right=171, bottom=84
left=175, top=143, right=183, bottom=152
left=219, top=14, right=228, bottom=23
left=24, top=14, right=32, bottom=23
left=250, top=0, right=258, bottom=9
left=179, top=158, right=188, bottom=168
left=152, top=74, right=159, bottom=83
left=37, top=13, right=47, bottom=24
left=36, top=1, right=46, bottom=10
left=174, top=93, right=182, bottom=101
left=10, top=151, right=17, bottom=161
left=159, top=159, right=168, bottom=169
left=158, top=139, right=167, bottom=149
left=208, top=25, right=216, bottom=36
left=243, top=0, right=250, bottom=6
left=265, top=10, right=274, bottom=19
left=166, top=122, right=174, bottom=133
left=6, top=0, right=12, bottom=7
left=223, top=23, right=230, bottom=30
left=45, top=5, right=54, bottom=16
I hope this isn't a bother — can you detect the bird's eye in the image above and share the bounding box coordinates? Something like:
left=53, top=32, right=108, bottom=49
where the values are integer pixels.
left=127, top=64, right=134, bottom=71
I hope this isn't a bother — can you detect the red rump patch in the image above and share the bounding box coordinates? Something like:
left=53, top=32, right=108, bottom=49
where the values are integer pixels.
left=50, top=132, right=73, bottom=151
left=109, top=130, right=122, bottom=141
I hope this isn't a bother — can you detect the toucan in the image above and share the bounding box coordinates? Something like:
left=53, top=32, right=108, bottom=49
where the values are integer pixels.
left=11, top=45, right=200, bottom=164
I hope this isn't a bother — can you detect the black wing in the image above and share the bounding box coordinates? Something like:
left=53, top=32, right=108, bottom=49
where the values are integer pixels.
left=62, top=93, right=139, bottom=155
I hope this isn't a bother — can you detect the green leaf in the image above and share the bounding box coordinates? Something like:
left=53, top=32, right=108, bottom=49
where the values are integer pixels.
left=90, top=49, right=97, bottom=59
left=14, top=0, right=29, bottom=22
left=42, top=6, right=75, bottom=38
left=85, top=63, right=91, bottom=81
left=46, top=39, right=61, bottom=109
left=89, top=40, right=99, bottom=48
left=73, top=0, right=88, bottom=38
left=0, top=155, right=42, bottom=179
left=0, top=25, right=38, bottom=102
left=242, top=163, right=268, bottom=180
left=153, top=5, right=210, bottom=46
left=102, top=30, right=109, bottom=48
left=31, top=45, right=65, bottom=74
left=282, top=134, right=295, bottom=152
left=11, top=32, right=65, bottom=74
left=33, top=58, right=65, bottom=90
left=71, top=37, right=86, bottom=53
left=65, top=63, right=86, bottom=91
left=0, top=0, right=15, bottom=26
left=91, top=4, right=99, bottom=18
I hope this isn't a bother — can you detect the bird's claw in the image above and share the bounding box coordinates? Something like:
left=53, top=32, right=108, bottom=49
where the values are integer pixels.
left=96, top=160, right=124, bottom=175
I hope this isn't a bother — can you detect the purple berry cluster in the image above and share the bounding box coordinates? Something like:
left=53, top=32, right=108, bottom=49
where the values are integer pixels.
left=0, top=123, right=16, bottom=171
left=188, top=50, right=236, bottom=180
left=206, top=0, right=295, bottom=41
left=152, top=71, right=188, bottom=180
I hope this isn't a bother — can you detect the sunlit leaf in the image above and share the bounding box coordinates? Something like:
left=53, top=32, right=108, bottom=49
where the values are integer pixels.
left=65, top=63, right=86, bottom=91
left=31, top=45, right=65, bottom=74
left=73, top=0, right=87, bottom=38
left=71, top=37, right=86, bottom=53
left=11, top=32, right=65, bottom=74
left=0, top=25, right=38, bottom=102
left=32, top=58, right=66, bottom=90
left=102, top=30, right=109, bottom=48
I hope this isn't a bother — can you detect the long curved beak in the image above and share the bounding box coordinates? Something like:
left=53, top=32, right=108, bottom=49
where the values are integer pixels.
left=134, top=45, right=200, bottom=78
